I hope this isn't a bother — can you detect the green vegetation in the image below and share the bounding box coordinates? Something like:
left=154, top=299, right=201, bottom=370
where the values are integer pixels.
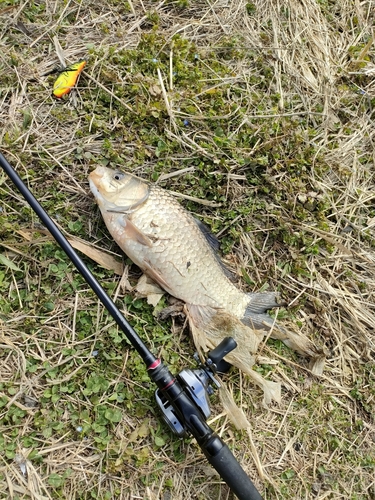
left=0, top=0, right=374, bottom=498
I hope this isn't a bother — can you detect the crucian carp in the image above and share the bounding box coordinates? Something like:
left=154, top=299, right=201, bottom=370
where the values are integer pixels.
left=89, top=166, right=322, bottom=406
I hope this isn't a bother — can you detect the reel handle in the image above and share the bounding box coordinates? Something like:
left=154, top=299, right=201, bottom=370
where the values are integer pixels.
left=207, top=337, right=237, bottom=373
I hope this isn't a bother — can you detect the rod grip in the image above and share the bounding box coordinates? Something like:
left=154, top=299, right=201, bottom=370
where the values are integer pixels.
left=204, top=437, right=263, bottom=500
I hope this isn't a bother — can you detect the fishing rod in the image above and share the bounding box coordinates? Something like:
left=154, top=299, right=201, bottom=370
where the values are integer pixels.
left=0, top=152, right=263, bottom=500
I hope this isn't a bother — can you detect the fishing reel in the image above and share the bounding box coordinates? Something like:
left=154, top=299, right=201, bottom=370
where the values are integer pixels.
left=155, top=337, right=236, bottom=437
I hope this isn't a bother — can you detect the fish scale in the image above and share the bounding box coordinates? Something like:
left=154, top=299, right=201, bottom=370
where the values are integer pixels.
left=89, top=166, right=322, bottom=407
left=105, top=180, right=248, bottom=316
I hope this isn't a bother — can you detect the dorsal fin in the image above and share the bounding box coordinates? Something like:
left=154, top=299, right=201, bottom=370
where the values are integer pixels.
left=194, top=217, right=235, bottom=280
left=194, top=218, right=220, bottom=252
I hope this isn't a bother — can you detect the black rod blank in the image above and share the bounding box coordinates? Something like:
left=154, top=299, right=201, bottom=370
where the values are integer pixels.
left=0, top=152, right=156, bottom=366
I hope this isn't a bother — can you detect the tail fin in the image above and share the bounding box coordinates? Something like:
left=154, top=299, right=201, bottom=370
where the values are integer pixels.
left=242, top=292, right=325, bottom=360
left=242, top=292, right=284, bottom=330
left=246, top=292, right=284, bottom=313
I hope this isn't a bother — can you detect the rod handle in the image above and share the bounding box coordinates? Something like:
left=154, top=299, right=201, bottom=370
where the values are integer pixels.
left=204, top=435, right=263, bottom=500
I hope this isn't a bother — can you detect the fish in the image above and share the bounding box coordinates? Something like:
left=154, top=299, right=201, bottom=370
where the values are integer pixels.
left=53, top=60, right=86, bottom=98
left=89, top=166, right=323, bottom=406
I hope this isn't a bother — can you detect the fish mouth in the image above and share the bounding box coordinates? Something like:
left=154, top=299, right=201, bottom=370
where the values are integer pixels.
left=88, top=168, right=123, bottom=212
left=88, top=168, right=106, bottom=207
left=88, top=168, right=104, bottom=187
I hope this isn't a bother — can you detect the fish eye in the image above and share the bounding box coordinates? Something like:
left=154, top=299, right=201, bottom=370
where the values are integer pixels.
left=113, top=172, right=125, bottom=181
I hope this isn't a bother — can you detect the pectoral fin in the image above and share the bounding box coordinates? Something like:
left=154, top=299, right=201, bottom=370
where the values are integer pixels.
left=119, top=217, right=153, bottom=247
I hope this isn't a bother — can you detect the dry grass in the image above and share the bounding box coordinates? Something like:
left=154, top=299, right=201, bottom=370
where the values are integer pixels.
left=0, top=0, right=374, bottom=499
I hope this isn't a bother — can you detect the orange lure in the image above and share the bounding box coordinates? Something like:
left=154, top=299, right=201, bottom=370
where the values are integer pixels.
left=53, top=60, right=86, bottom=98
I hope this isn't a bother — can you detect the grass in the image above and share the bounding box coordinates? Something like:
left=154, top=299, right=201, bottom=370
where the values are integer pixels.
left=0, top=0, right=374, bottom=498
